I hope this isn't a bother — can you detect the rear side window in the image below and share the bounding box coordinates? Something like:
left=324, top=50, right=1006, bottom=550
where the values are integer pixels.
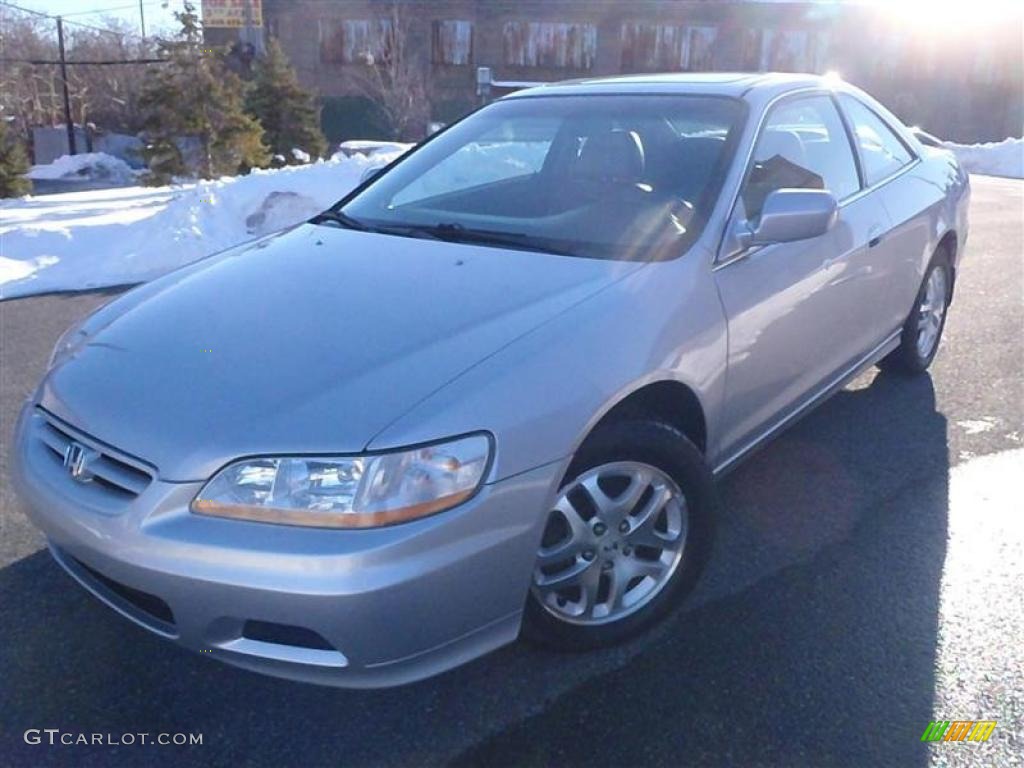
left=741, top=95, right=860, bottom=222
left=839, top=95, right=915, bottom=186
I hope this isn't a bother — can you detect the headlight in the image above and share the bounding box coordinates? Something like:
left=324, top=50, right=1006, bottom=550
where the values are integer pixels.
left=48, top=320, right=88, bottom=368
left=191, top=434, right=491, bottom=528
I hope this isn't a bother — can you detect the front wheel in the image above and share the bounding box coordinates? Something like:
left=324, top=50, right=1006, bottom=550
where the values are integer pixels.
left=522, top=419, right=716, bottom=650
left=880, top=255, right=951, bottom=375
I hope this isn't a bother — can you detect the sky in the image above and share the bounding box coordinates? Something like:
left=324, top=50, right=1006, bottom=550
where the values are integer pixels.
left=9, top=0, right=185, bottom=36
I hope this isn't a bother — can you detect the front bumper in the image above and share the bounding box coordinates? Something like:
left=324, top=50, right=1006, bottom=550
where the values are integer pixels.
left=11, top=404, right=560, bottom=688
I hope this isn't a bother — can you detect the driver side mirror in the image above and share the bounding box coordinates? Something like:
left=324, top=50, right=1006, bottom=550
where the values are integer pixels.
left=740, top=189, right=838, bottom=248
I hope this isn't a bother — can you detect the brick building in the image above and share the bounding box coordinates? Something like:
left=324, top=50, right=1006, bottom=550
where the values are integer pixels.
left=204, top=0, right=1023, bottom=145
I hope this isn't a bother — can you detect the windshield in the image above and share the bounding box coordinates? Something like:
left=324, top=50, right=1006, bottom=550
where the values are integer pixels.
left=335, top=94, right=745, bottom=261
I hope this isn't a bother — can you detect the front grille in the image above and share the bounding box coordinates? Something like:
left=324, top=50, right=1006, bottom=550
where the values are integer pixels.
left=34, top=408, right=154, bottom=506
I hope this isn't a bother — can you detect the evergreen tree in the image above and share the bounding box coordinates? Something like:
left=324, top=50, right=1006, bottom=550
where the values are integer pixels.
left=0, top=119, right=31, bottom=198
left=246, top=39, right=326, bottom=163
left=138, top=2, right=268, bottom=183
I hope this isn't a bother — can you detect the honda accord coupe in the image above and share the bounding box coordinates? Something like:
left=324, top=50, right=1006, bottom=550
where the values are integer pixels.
left=12, top=73, right=970, bottom=687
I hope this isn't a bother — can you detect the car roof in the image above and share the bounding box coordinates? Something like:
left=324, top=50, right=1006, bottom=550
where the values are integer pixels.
left=501, top=72, right=833, bottom=101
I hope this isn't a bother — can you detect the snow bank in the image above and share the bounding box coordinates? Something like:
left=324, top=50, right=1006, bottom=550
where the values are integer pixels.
left=10, top=131, right=1016, bottom=300
left=1, top=147, right=407, bottom=299
left=944, top=137, right=1023, bottom=179
left=334, top=140, right=412, bottom=158
left=27, top=152, right=139, bottom=184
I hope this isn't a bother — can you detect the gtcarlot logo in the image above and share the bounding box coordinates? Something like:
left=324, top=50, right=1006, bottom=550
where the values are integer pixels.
left=24, top=729, right=203, bottom=746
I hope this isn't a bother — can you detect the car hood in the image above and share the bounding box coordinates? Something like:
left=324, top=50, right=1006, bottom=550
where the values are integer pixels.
left=40, top=224, right=640, bottom=481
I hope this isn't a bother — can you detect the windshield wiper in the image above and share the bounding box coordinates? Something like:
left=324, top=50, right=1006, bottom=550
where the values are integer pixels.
left=311, top=214, right=582, bottom=257
left=392, top=222, right=580, bottom=257
left=309, top=209, right=373, bottom=231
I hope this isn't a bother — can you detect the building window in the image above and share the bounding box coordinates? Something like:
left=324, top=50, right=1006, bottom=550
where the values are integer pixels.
left=909, top=40, right=937, bottom=80
left=433, top=20, right=473, bottom=66
left=687, top=26, right=717, bottom=71
left=621, top=24, right=687, bottom=71
left=319, top=18, right=394, bottom=65
left=876, top=29, right=905, bottom=78
left=743, top=28, right=831, bottom=73
left=503, top=21, right=597, bottom=69
left=620, top=24, right=718, bottom=72
left=870, top=29, right=935, bottom=81
left=972, top=47, right=996, bottom=83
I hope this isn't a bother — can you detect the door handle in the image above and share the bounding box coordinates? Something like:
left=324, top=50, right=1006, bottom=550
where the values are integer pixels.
left=868, top=225, right=885, bottom=249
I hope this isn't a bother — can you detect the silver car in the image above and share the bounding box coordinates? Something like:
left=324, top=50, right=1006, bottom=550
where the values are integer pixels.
left=12, top=73, right=970, bottom=687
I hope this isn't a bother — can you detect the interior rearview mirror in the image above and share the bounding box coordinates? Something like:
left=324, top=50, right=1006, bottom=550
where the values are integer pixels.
left=743, top=189, right=838, bottom=247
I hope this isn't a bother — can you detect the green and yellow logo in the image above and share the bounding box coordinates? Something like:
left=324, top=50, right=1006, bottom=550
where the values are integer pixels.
left=921, top=720, right=996, bottom=742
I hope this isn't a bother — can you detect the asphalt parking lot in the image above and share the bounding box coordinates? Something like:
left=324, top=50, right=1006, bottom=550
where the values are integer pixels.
left=0, top=175, right=1021, bottom=768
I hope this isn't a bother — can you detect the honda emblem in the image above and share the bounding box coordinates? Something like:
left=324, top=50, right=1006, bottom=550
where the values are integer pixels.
left=62, top=441, right=93, bottom=482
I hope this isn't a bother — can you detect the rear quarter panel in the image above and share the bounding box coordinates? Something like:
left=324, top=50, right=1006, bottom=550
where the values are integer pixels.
left=878, top=148, right=969, bottom=320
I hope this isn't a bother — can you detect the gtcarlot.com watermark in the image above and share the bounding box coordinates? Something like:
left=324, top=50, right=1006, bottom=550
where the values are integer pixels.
left=24, top=729, right=202, bottom=747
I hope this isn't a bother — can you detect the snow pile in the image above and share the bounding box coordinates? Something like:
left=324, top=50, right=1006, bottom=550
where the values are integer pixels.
left=944, top=137, right=1023, bottom=179
left=27, top=152, right=140, bottom=184
left=10, top=130, right=1017, bottom=300
left=334, top=139, right=412, bottom=158
left=0, top=147, right=408, bottom=299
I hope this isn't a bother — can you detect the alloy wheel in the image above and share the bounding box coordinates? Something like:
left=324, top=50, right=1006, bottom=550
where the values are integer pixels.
left=532, top=461, right=688, bottom=626
left=916, top=265, right=948, bottom=359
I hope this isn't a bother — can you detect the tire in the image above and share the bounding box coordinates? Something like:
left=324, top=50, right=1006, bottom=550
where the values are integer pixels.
left=879, top=251, right=952, bottom=375
left=522, top=419, right=716, bottom=651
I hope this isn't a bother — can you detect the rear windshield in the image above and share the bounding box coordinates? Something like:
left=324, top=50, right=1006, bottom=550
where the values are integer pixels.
left=337, top=94, right=745, bottom=261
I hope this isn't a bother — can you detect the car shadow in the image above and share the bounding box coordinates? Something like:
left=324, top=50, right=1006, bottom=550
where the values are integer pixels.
left=453, top=368, right=951, bottom=767
left=0, top=369, right=948, bottom=768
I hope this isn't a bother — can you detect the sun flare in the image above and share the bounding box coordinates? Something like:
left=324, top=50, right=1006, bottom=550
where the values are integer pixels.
left=868, top=0, right=1022, bottom=30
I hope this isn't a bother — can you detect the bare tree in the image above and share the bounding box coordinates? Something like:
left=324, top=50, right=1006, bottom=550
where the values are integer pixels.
left=0, top=8, right=153, bottom=139
left=65, top=22, right=155, bottom=133
left=0, top=11, right=63, bottom=131
left=347, top=2, right=430, bottom=140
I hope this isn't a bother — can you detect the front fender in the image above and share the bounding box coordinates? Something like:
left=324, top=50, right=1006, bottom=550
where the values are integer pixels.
left=366, top=254, right=729, bottom=482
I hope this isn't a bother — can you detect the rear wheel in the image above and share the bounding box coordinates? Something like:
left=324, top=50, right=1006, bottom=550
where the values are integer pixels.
left=880, top=253, right=952, bottom=375
left=522, top=419, right=715, bottom=650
